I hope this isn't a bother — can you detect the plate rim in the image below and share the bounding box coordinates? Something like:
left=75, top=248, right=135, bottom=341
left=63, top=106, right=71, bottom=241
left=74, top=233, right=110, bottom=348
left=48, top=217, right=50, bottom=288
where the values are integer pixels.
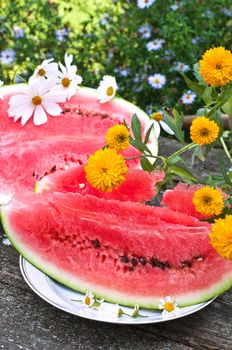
left=19, top=256, right=217, bottom=325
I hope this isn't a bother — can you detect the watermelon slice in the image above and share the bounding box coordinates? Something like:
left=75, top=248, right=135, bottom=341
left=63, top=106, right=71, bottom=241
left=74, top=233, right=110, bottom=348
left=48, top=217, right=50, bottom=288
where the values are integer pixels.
left=1, top=191, right=232, bottom=309
left=0, top=85, right=157, bottom=202
left=35, top=165, right=164, bottom=202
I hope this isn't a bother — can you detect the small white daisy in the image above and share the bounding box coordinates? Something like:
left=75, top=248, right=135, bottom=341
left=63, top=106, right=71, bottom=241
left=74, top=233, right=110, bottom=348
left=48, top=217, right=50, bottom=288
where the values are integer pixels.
left=82, top=291, right=95, bottom=308
left=146, top=39, right=165, bottom=51
left=159, top=296, right=180, bottom=319
left=13, top=26, right=24, bottom=38
left=0, top=80, right=4, bottom=100
left=148, top=73, right=166, bottom=89
left=57, top=53, right=83, bottom=100
left=8, top=79, right=67, bottom=126
left=137, top=0, right=156, bottom=9
left=55, top=28, right=70, bottom=42
left=0, top=49, right=16, bottom=65
left=138, top=24, right=152, bottom=39
left=97, top=75, right=118, bottom=103
left=145, top=112, right=174, bottom=138
left=173, top=61, right=190, bottom=73
left=181, top=90, right=196, bottom=105
left=29, top=58, right=59, bottom=82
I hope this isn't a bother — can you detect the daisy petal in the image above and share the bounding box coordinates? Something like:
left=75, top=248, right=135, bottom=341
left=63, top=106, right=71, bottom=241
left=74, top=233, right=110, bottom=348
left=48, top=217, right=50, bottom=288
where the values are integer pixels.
left=153, top=120, right=161, bottom=139
left=42, top=100, right=62, bottom=116
left=21, top=105, right=35, bottom=126
left=160, top=120, right=174, bottom=135
left=33, top=105, right=48, bottom=126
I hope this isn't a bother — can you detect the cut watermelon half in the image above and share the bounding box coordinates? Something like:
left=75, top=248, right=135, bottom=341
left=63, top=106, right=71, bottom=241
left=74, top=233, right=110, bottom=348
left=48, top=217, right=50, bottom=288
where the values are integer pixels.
left=0, top=84, right=157, bottom=203
left=1, top=191, right=232, bottom=309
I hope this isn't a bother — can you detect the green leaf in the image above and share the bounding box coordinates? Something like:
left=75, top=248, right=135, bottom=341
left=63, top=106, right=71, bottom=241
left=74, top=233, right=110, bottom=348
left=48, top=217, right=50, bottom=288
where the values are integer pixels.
left=180, top=73, right=205, bottom=97
left=222, top=97, right=232, bottom=117
left=167, top=155, right=182, bottom=165
left=163, top=110, right=185, bottom=144
left=219, top=155, right=232, bottom=187
left=193, top=63, right=204, bottom=83
left=202, top=86, right=212, bottom=105
left=144, top=123, right=153, bottom=145
left=169, top=165, right=199, bottom=184
left=140, top=157, right=153, bottom=172
left=129, top=137, right=152, bottom=155
left=131, top=114, right=142, bottom=141
left=191, top=145, right=205, bottom=164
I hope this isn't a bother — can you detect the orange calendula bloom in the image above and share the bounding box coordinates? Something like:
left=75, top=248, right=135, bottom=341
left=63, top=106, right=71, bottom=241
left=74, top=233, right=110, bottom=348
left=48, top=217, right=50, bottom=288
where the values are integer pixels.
left=209, top=215, right=232, bottom=260
left=84, top=148, right=128, bottom=192
left=199, top=47, right=232, bottom=87
left=190, top=116, right=219, bottom=145
left=106, top=124, right=130, bottom=152
left=192, top=186, right=224, bottom=216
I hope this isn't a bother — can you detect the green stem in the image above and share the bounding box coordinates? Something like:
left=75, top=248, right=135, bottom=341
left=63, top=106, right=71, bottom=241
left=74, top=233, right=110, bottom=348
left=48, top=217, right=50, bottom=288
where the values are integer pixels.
left=168, top=143, right=197, bottom=160
left=220, top=137, right=232, bottom=164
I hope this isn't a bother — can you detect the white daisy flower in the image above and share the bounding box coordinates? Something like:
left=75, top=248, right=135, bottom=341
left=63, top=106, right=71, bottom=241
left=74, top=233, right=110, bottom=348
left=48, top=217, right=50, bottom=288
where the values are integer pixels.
left=0, top=49, right=16, bottom=65
left=55, top=28, right=70, bottom=42
left=82, top=291, right=95, bottom=308
left=8, top=79, right=67, bottom=126
left=146, top=39, right=165, bottom=51
left=159, top=296, right=180, bottom=319
left=137, top=0, right=156, bottom=9
left=145, top=112, right=174, bottom=138
left=91, top=298, right=104, bottom=310
left=29, top=58, right=59, bottom=82
left=173, top=62, right=190, bottom=73
left=97, top=75, right=118, bottom=103
left=57, top=53, right=83, bottom=100
left=116, top=304, right=124, bottom=317
left=138, top=24, right=152, bottom=39
left=148, top=73, right=166, bottom=89
left=13, top=26, right=24, bottom=38
left=181, top=90, right=196, bottom=105
left=0, top=80, right=4, bottom=100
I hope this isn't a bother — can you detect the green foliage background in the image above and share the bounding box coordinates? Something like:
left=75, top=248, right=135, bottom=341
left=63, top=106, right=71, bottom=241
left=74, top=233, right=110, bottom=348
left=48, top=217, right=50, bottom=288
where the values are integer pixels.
left=0, top=0, right=232, bottom=114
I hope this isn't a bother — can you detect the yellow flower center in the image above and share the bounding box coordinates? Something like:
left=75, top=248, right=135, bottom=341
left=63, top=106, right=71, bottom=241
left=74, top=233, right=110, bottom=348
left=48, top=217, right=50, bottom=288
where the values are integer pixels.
left=154, top=78, right=160, bottom=83
left=62, top=77, right=71, bottom=88
left=203, top=196, right=212, bottom=205
left=185, top=94, right=190, bottom=99
left=151, top=112, right=163, bottom=122
left=38, top=68, right=46, bottom=77
left=32, top=95, right=42, bottom=106
left=85, top=296, right=91, bottom=305
left=163, top=302, right=175, bottom=312
left=106, top=86, right=114, bottom=96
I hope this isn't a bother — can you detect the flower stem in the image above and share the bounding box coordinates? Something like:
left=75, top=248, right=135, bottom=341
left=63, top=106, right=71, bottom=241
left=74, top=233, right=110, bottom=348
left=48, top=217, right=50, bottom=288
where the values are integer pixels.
left=220, top=137, right=232, bottom=164
left=168, top=142, right=197, bottom=160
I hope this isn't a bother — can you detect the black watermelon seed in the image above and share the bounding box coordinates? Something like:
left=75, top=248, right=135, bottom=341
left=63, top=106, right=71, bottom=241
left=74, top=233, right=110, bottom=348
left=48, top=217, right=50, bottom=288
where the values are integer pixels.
left=51, top=165, right=56, bottom=173
left=150, top=258, right=159, bottom=267
left=121, top=255, right=129, bottom=263
left=131, top=257, right=138, bottom=266
left=181, top=260, right=192, bottom=268
left=92, top=239, right=100, bottom=249
left=139, top=257, right=147, bottom=266
left=129, top=266, right=134, bottom=272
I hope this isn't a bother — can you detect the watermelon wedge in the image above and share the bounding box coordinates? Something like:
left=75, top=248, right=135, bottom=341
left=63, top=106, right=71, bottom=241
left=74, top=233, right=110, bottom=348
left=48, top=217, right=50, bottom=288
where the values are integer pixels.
left=35, top=165, right=164, bottom=202
left=0, top=84, right=157, bottom=202
left=1, top=191, right=232, bottom=309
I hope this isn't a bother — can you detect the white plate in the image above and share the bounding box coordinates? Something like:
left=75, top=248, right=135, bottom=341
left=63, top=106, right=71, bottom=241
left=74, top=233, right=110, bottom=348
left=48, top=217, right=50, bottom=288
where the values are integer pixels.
left=19, top=256, right=216, bottom=324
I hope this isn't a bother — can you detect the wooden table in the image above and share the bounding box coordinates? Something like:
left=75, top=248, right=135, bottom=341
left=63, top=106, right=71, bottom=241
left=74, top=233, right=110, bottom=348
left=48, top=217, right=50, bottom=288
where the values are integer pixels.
left=1, top=138, right=232, bottom=350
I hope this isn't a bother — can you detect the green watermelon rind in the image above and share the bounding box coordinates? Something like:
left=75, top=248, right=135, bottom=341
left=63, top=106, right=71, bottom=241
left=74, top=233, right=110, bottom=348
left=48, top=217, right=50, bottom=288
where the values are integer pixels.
left=1, top=205, right=232, bottom=310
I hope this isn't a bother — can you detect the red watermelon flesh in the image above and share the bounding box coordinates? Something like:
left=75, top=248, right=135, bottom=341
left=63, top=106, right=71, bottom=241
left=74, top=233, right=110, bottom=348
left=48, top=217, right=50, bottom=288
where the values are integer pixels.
left=2, top=191, right=232, bottom=308
left=0, top=85, right=156, bottom=202
left=35, top=165, right=164, bottom=202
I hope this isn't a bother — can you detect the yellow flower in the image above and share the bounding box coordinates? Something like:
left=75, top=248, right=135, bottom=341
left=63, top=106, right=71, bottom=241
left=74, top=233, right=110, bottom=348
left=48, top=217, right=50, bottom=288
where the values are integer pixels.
left=84, top=148, right=128, bottom=192
left=192, top=186, right=224, bottom=216
left=199, top=47, right=232, bottom=87
left=106, top=124, right=130, bottom=152
left=190, top=116, right=219, bottom=145
left=209, top=215, right=232, bottom=260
